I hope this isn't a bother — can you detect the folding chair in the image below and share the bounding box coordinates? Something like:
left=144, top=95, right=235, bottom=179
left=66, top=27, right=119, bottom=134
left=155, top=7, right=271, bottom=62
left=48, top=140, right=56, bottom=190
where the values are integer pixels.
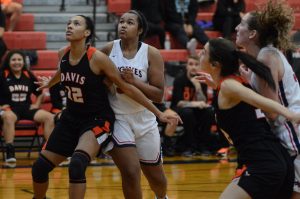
left=0, top=120, right=42, bottom=161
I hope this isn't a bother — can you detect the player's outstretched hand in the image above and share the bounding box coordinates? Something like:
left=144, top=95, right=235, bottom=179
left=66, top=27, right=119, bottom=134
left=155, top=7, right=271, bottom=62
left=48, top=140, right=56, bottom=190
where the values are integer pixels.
left=158, top=111, right=183, bottom=125
left=35, top=76, right=51, bottom=91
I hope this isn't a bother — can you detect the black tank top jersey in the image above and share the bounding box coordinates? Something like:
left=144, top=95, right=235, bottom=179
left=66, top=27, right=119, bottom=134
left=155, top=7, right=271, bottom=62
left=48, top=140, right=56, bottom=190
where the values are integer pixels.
left=60, top=47, right=114, bottom=119
left=215, top=76, right=278, bottom=154
left=0, top=69, right=41, bottom=108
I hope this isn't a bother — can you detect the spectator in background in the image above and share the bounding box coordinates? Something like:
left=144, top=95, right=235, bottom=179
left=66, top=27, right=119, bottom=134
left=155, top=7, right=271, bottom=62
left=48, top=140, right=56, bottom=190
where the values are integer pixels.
left=0, top=5, right=7, bottom=61
left=0, top=50, right=54, bottom=163
left=163, top=0, right=209, bottom=55
left=170, top=55, right=214, bottom=156
left=213, top=0, right=245, bottom=39
left=1, top=0, right=23, bottom=31
left=131, top=0, right=166, bottom=49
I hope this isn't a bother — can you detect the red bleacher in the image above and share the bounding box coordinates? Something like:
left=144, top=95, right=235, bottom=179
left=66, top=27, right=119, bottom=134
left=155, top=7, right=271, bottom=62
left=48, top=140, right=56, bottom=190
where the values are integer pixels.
left=32, top=69, right=56, bottom=79
left=197, top=12, right=213, bottom=22
left=31, top=50, right=59, bottom=70
left=160, top=50, right=188, bottom=62
left=3, top=32, right=46, bottom=50
left=6, top=13, right=34, bottom=31
left=107, top=0, right=130, bottom=15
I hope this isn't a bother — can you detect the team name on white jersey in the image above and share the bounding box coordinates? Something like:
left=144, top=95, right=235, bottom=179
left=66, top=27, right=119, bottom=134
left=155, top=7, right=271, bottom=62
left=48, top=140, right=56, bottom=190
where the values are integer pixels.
left=118, top=66, right=143, bottom=78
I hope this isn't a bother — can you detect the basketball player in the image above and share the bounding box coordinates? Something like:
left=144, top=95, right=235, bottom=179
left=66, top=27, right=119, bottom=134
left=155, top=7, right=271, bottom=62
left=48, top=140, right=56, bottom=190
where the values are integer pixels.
left=198, top=38, right=300, bottom=199
left=0, top=50, right=54, bottom=163
left=101, top=10, right=169, bottom=199
left=236, top=1, right=300, bottom=198
left=31, top=15, right=180, bottom=199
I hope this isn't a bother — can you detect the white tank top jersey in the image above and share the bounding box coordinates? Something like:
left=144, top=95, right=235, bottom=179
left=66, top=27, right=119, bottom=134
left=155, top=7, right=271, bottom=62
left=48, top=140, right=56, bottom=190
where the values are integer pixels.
left=252, top=45, right=300, bottom=155
left=108, top=39, right=150, bottom=114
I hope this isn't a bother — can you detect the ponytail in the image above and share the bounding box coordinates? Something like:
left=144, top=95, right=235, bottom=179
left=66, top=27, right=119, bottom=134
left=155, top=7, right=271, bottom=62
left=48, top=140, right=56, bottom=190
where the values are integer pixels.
left=234, top=50, right=276, bottom=90
left=208, top=38, right=276, bottom=91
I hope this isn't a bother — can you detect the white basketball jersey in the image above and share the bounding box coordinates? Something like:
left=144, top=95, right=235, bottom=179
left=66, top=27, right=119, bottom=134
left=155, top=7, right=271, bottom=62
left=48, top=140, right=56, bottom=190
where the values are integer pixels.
left=253, top=46, right=300, bottom=155
left=108, top=39, right=150, bottom=114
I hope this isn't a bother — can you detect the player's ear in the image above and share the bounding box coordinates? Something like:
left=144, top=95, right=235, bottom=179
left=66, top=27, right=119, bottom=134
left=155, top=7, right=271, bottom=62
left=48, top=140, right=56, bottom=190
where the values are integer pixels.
left=85, top=30, right=91, bottom=37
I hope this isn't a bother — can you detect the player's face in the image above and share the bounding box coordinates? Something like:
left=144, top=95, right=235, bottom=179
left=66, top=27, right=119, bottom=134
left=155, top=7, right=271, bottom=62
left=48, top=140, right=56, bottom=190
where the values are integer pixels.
left=66, top=16, right=89, bottom=42
left=199, top=43, right=213, bottom=74
left=235, top=13, right=253, bottom=47
left=9, top=53, right=24, bottom=73
left=186, top=58, right=200, bottom=78
left=118, top=13, right=141, bottom=40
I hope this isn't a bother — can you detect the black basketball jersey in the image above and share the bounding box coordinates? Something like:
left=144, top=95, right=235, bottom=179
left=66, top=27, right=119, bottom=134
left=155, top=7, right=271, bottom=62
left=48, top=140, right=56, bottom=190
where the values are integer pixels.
left=60, top=46, right=114, bottom=119
left=215, top=76, right=277, bottom=154
left=0, top=69, right=41, bottom=108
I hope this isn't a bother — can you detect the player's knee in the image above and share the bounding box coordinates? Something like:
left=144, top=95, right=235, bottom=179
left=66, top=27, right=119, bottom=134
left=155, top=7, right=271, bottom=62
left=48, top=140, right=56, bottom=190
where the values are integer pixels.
left=68, top=150, right=91, bottom=184
left=120, top=163, right=141, bottom=182
left=32, top=154, right=55, bottom=183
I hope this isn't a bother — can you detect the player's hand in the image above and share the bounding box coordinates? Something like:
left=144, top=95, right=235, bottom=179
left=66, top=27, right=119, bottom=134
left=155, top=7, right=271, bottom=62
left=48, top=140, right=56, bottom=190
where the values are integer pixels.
left=190, top=101, right=210, bottom=109
left=158, top=111, right=183, bottom=125
left=120, top=68, right=135, bottom=84
left=239, top=64, right=252, bottom=83
left=35, top=76, right=51, bottom=91
left=195, top=71, right=217, bottom=89
left=289, top=112, right=300, bottom=124
left=30, top=104, right=39, bottom=110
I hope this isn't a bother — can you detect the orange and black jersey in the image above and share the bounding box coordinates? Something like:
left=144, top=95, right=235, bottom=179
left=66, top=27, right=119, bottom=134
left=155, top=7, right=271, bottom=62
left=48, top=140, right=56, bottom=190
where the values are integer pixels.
left=0, top=69, right=41, bottom=108
left=215, top=76, right=278, bottom=154
left=170, top=71, right=207, bottom=110
left=60, top=46, right=114, bottom=119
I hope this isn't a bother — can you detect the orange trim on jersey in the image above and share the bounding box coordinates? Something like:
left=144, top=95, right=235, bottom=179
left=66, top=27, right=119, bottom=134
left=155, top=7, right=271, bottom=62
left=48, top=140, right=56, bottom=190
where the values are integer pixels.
left=102, top=121, right=110, bottom=132
left=51, top=108, right=62, bottom=114
left=4, top=69, right=9, bottom=78
left=1, top=0, right=12, bottom=6
left=92, top=121, right=111, bottom=137
left=42, top=140, right=48, bottom=150
left=87, top=47, right=96, bottom=60
left=23, top=70, right=30, bottom=78
left=232, top=165, right=247, bottom=180
left=92, top=126, right=104, bottom=137
left=217, top=75, right=247, bottom=91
